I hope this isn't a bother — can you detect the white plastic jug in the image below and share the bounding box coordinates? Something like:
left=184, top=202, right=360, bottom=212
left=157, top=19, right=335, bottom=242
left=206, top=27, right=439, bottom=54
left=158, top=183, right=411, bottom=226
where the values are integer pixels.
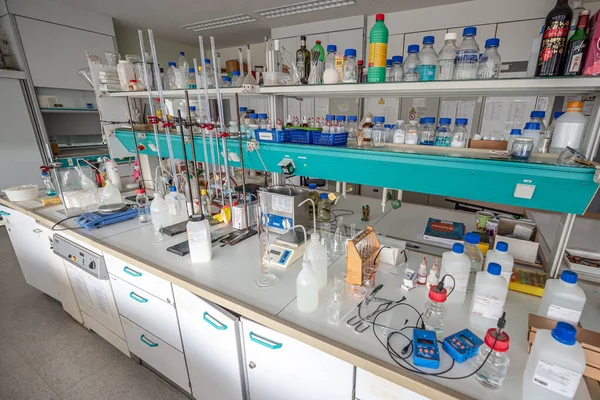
left=165, top=186, right=187, bottom=225
left=538, top=271, right=586, bottom=325
left=100, top=179, right=122, bottom=205
left=470, top=263, right=508, bottom=329
left=296, top=258, right=318, bottom=313
left=440, top=243, right=471, bottom=304
left=484, top=241, right=514, bottom=282
left=150, top=194, right=169, bottom=231
left=523, top=322, right=585, bottom=400
left=306, top=232, right=327, bottom=289
left=187, top=215, right=212, bottom=263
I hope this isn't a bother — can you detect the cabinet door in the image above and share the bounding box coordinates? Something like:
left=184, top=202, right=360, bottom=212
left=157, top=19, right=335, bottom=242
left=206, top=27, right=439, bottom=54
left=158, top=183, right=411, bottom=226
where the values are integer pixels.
left=174, top=285, right=246, bottom=400
left=496, top=19, right=545, bottom=62
left=329, top=29, right=364, bottom=59
left=355, top=368, right=428, bottom=400
left=241, top=318, right=353, bottom=400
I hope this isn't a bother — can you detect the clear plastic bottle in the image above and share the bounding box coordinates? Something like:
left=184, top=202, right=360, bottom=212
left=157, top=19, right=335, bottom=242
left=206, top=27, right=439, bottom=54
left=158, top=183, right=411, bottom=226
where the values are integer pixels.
left=317, top=193, right=331, bottom=222
left=392, top=120, right=406, bottom=144
left=384, top=124, right=393, bottom=143
left=187, top=68, right=197, bottom=89
left=325, top=45, right=337, bottom=71
left=474, top=328, right=510, bottom=389
left=484, top=241, right=514, bottom=282
left=247, top=113, right=259, bottom=139
left=470, top=263, right=508, bottom=329
left=135, top=188, right=151, bottom=223
left=523, top=111, right=545, bottom=152
left=422, top=284, right=448, bottom=334
left=40, top=171, right=56, bottom=196
left=222, top=76, right=232, bottom=87
left=177, top=51, right=189, bottom=72
left=477, top=38, right=502, bottom=79
left=437, top=33, right=458, bottom=81
left=342, top=48, right=358, bottom=83
left=385, top=59, right=393, bottom=82
left=165, top=62, right=177, bottom=90
left=440, top=243, right=471, bottom=304
left=165, top=186, right=187, bottom=225
left=403, top=45, right=421, bottom=81
left=347, top=116, right=358, bottom=144
left=419, top=117, right=436, bottom=145
left=434, top=118, right=453, bottom=147
left=231, top=70, right=241, bottom=87
left=451, top=118, right=469, bottom=147
left=203, top=59, right=215, bottom=88
left=258, top=113, right=268, bottom=129
left=523, top=322, right=585, bottom=400
left=418, top=36, right=437, bottom=81
left=187, top=214, right=212, bottom=263
left=454, top=26, right=480, bottom=80
left=391, top=56, right=403, bottom=82
left=464, top=232, right=484, bottom=292
left=307, top=183, right=320, bottom=219
left=200, top=189, right=212, bottom=221
left=405, top=120, right=419, bottom=145
left=371, top=116, right=386, bottom=147
left=538, top=270, right=586, bottom=325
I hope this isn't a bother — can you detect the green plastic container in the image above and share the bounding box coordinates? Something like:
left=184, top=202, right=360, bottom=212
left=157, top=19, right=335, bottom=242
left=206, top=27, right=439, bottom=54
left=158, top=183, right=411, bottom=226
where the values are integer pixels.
left=368, top=13, right=389, bottom=83
left=312, top=40, right=325, bottom=62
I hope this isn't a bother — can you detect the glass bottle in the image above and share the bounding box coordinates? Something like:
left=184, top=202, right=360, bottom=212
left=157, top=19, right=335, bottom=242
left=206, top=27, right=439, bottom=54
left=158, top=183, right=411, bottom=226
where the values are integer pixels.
left=188, top=68, right=197, bottom=89
left=222, top=76, right=232, bottom=87
left=563, top=10, right=590, bottom=76
left=332, top=216, right=348, bottom=256
left=454, top=26, right=480, bottom=80
left=464, top=232, right=484, bottom=292
left=203, top=59, right=215, bottom=88
left=536, top=0, right=573, bottom=77
left=568, top=0, right=585, bottom=40
left=362, top=117, right=373, bottom=143
left=474, top=328, right=510, bottom=389
left=41, top=171, right=56, bottom=196
left=419, top=117, right=436, bottom=146
left=451, top=118, right=469, bottom=148
left=200, top=189, right=212, bottom=221
left=258, top=113, right=268, bottom=129
left=477, top=38, right=502, bottom=79
left=347, top=115, right=358, bottom=144
left=371, top=116, right=386, bottom=147
left=296, top=35, right=311, bottom=84
left=307, top=183, right=320, bottom=219
left=403, top=45, right=421, bottom=81
left=317, top=193, right=331, bottom=222
left=231, top=70, right=241, bottom=86
left=247, top=113, right=259, bottom=139
left=434, top=118, right=453, bottom=147
left=336, top=115, right=346, bottom=132
left=358, top=60, right=366, bottom=83
left=418, top=36, right=437, bottom=81
left=437, top=33, right=458, bottom=81
left=393, top=120, right=406, bottom=144
left=392, top=56, right=403, bottom=82
left=405, top=120, right=419, bottom=145
left=422, top=284, right=448, bottom=334
left=385, top=59, right=393, bottom=82
left=256, top=203, right=279, bottom=287
left=342, top=48, right=358, bottom=83
left=135, top=188, right=151, bottom=223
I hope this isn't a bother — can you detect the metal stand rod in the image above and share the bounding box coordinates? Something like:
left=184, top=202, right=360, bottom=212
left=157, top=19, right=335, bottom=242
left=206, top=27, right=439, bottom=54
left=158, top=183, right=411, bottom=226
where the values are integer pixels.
left=126, top=97, right=145, bottom=188
left=177, top=109, right=194, bottom=217
left=193, top=58, right=211, bottom=190
left=199, top=37, right=218, bottom=199
left=549, top=213, right=576, bottom=278
left=235, top=93, right=250, bottom=229
left=184, top=90, right=200, bottom=203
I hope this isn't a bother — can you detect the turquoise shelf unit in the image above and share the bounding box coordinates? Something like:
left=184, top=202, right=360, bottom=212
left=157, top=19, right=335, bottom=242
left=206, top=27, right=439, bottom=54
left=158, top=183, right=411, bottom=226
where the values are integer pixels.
left=115, top=130, right=599, bottom=215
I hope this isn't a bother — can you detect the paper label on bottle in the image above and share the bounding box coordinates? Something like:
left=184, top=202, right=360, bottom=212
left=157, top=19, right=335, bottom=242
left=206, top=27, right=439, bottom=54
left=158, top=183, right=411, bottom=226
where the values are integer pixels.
left=271, top=195, right=293, bottom=214
left=471, top=294, right=505, bottom=320
left=546, top=304, right=582, bottom=324
left=444, top=272, right=469, bottom=293
left=258, top=131, right=273, bottom=141
left=567, top=52, right=584, bottom=74
left=188, top=230, right=207, bottom=242
left=532, top=360, right=582, bottom=398
left=417, top=65, right=436, bottom=81
left=501, top=271, right=512, bottom=282
left=368, top=43, right=387, bottom=68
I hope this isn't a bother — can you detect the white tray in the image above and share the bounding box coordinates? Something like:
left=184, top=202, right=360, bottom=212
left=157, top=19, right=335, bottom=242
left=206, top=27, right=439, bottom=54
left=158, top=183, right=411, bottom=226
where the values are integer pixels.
left=564, top=248, right=600, bottom=277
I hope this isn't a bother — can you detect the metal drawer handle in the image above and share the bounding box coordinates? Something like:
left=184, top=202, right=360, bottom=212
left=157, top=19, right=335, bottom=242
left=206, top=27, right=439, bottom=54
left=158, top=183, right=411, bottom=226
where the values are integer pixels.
left=203, top=312, right=227, bottom=331
left=140, top=334, right=158, bottom=347
left=249, top=331, right=282, bottom=350
left=123, top=266, right=142, bottom=277
left=129, top=291, right=148, bottom=303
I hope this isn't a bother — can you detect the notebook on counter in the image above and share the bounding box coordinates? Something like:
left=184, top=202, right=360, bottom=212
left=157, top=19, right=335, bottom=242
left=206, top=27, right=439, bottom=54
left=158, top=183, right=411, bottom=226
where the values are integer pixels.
left=423, top=218, right=466, bottom=246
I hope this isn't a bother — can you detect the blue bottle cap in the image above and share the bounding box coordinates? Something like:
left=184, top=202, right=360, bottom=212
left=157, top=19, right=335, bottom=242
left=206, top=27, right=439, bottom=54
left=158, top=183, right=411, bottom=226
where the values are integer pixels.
left=439, top=118, right=451, bottom=125
left=223, top=76, right=231, bottom=82
left=407, top=44, right=420, bottom=53
left=463, top=26, right=477, bottom=36
left=190, top=106, right=196, bottom=111
left=496, top=241, right=508, bottom=252
left=551, top=322, right=577, bottom=346
left=452, top=243, right=464, bottom=254
left=180, top=51, right=185, bottom=56
left=455, top=118, right=468, bottom=125
left=423, top=117, right=436, bottom=124
left=392, top=55, right=403, bottom=63
left=560, top=270, right=578, bottom=284
left=510, top=128, right=522, bottom=135
left=249, top=113, right=258, bottom=118
left=423, top=36, right=435, bottom=44
left=240, top=107, right=247, bottom=111
left=170, top=186, right=177, bottom=192
left=319, top=193, right=328, bottom=199
left=374, top=116, right=385, bottom=123
left=524, top=122, right=541, bottom=130
left=232, top=70, right=240, bottom=76
left=531, top=111, right=545, bottom=118
left=348, top=115, right=358, bottom=122
left=325, top=114, right=335, bottom=120
left=465, top=232, right=480, bottom=244
left=308, top=183, right=317, bottom=189
left=204, top=59, right=211, bottom=64
left=554, top=111, right=565, bottom=119
left=327, top=44, right=337, bottom=52
left=41, top=171, right=49, bottom=176
left=384, top=124, right=392, bottom=129
left=485, top=38, right=500, bottom=48
left=258, top=113, right=268, bottom=118
left=344, top=48, right=357, bottom=57
left=419, top=117, right=425, bottom=123
left=189, top=67, right=195, bottom=73
left=386, top=59, right=393, bottom=66
left=487, top=262, right=501, bottom=276
left=168, top=61, right=176, bottom=67
left=336, top=115, right=346, bottom=121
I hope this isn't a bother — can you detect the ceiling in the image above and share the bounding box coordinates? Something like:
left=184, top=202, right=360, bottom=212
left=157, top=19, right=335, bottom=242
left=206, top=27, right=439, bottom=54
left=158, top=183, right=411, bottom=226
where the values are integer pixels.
left=60, top=0, right=466, bottom=48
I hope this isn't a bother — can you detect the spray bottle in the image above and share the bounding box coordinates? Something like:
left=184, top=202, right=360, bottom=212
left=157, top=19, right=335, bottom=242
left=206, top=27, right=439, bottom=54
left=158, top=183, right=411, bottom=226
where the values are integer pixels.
left=295, top=225, right=319, bottom=313
left=299, top=198, right=327, bottom=289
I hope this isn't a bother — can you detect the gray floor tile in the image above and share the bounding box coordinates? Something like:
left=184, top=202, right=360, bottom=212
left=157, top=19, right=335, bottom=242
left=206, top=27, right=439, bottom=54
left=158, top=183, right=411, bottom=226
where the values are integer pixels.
left=59, top=355, right=189, bottom=400
left=0, top=333, right=58, bottom=400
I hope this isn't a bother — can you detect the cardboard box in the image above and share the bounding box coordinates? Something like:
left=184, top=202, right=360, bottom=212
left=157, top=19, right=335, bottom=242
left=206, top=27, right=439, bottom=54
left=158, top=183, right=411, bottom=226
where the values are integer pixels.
left=528, top=314, right=600, bottom=381
left=494, top=218, right=539, bottom=263
left=468, top=139, right=508, bottom=150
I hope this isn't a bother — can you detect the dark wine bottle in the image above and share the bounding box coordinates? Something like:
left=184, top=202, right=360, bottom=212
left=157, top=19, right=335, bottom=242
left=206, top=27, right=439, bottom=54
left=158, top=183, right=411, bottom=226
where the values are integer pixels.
left=536, top=0, right=573, bottom=77
left=563, top=10, right=589, bottom=76
left=295, top=36, right=311, bottom=84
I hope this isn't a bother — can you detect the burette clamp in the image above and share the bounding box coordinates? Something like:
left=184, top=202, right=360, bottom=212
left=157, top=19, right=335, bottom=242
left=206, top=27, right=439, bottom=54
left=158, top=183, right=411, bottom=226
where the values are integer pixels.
left=147, top=116, right=160, bottom=124
left=163, top=122, right=175, bottom=128
left=219, top=132, right=229, bottom=138
left=205, top=123, right=215, bottom=130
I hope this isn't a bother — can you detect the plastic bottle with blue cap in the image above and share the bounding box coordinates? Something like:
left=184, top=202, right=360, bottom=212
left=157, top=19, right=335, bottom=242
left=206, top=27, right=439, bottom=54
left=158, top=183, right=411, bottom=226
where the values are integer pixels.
left=440, top=243, right=471, bottom=304
left=437, top=33, right=458, bottom=81
left=418, top=36, right=437, bottom=81
left=507, top=128, right=522, bottom=152
left=451, top=118, right=469, bottom=148
left=477, top=38, right=502, bottom=79
left=522, top=110, right=546, bottom=151
left=523, top=321, right=585, bottom=399
left=470, top=262, right=509, bottom=329
left=403, top=44, right=421, bottom=81
left=434, top=117, right=453, bottom=147
left=342, top=48, right=358, bottom=83
left=454, top=26, right=480, bottom=80
left=484, top=241, right=514, bottom=282
left=538, top=270, right=587, bottom=325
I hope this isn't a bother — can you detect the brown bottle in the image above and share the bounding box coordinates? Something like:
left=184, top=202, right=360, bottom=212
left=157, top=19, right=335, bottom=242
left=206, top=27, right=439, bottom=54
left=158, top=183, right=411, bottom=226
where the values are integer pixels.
left=536, top=0, right=573, bottom=77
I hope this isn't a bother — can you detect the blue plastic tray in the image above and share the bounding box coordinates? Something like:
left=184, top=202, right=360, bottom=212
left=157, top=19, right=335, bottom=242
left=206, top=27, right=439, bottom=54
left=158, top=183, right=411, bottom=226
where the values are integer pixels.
left=254, top=129, right=290, bottom=143
left=312, top=131, right=349, bottom=146
left=288, top=129, right=313, bottom=144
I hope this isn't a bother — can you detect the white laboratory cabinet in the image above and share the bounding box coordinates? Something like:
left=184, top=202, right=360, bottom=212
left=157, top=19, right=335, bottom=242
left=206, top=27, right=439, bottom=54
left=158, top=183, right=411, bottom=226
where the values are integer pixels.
left=355, top=368, right=429, bottom=400
left=241, top=317, right=353, bottom=400
left=174, top=285, right=247, bottom=400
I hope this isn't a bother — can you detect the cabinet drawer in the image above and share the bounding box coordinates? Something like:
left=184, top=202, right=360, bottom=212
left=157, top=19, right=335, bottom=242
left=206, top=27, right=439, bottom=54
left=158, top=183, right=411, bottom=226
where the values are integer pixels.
left=121, top=316, right=190, bottom=393
left=355, top=368, right=428, bottom=400
left=241, top=318, right=353, bottom=400
left=105, top=252, right=174, bottom=304
left=111, top=276, right=182, bottom=351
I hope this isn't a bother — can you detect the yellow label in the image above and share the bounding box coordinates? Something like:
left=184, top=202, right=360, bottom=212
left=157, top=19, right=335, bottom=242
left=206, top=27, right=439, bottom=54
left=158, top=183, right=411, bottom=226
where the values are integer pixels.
left=368, top=43, right=387, bottom=68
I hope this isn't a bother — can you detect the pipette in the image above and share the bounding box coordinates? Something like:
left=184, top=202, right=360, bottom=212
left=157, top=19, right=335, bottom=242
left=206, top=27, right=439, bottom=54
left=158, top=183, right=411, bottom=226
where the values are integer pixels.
left=238, top=48, right=245, bottom=83
left=198, top=38, right=218, bottom=198
left=193, top=58, right=211, bottom=192
left=183, top=90, right=200, bottom=207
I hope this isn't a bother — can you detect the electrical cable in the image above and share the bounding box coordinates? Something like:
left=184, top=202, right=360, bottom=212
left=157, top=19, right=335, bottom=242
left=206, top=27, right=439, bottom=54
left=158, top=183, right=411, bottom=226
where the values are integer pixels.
left=51, top=215, right=86, bottom=231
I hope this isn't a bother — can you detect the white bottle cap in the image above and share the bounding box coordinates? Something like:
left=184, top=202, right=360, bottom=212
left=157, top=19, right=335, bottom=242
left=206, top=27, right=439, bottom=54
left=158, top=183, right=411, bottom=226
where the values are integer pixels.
left=445, top=33, right=458, bottom=41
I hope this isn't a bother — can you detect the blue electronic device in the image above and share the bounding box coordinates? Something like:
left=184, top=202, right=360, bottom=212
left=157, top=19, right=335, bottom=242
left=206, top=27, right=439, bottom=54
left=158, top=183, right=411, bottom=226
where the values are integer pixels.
left=412, top=329, right=440, bottom=369
left=76, top=207, right=138, bottom=229
left=442, top=328, right=484, bottom=363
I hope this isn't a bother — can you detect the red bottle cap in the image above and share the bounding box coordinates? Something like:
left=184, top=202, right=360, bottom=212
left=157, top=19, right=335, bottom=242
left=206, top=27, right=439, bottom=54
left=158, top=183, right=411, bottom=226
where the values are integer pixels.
left=375, top=13, right=385, bottom=22
left=484, top=328, right=510, bottom=352
left=358, top=60, right=364, bottom=66
left=428, top=285, right=447, bottom=302
left=136, top=188, right=145, bottom=194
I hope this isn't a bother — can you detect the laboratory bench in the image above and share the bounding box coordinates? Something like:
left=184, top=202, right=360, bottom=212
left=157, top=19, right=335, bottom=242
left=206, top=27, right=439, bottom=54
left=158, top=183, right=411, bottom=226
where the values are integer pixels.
left=1, top=193, right=599, bottom=400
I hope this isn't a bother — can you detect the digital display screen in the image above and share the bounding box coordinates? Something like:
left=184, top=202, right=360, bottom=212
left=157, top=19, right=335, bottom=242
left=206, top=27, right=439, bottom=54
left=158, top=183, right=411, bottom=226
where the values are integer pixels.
left=459, top=334, right=475, bottom=347
left=270, top=250, right=281, bottom=256
left=417, top=338, right=434, bottom=346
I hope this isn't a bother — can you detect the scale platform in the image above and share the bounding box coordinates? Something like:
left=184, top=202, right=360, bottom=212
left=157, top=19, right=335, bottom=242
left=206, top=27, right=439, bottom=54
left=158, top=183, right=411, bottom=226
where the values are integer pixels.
left=76, top=207, right=138, bottom=229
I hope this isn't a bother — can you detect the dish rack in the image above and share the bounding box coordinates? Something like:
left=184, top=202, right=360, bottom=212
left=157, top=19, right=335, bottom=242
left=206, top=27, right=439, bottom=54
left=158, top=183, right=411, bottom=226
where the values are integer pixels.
left=346, top=226, right=381, bottom=285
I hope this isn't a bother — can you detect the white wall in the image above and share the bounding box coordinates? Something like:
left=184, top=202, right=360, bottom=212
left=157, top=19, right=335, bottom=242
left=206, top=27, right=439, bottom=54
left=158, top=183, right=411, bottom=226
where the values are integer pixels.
left=0, top=1, right=7, bottom=18
left=218, top=42, right=266, bottom=72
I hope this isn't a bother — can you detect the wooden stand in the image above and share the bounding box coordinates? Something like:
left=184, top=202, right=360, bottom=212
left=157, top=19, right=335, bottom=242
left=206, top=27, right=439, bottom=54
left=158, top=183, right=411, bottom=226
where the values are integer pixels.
left=346, top=226, right=381, bottom=286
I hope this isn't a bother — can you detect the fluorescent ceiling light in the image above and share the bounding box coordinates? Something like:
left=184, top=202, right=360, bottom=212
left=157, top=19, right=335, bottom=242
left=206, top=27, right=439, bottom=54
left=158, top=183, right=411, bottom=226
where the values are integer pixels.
left=182, top=14, right=257, bottom=31
left=256, top=0, right=356, bottom=19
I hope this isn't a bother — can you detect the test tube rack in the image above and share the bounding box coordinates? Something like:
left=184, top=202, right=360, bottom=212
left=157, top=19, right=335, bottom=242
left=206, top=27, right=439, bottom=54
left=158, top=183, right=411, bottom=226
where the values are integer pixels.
left=346, top=226, right=381, bottom=286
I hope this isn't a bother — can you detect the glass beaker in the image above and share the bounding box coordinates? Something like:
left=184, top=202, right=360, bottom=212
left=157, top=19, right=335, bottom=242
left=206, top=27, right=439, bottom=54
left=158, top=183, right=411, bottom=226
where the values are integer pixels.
left=319, top=222, right=334, bottom=260
left=332, top=217, right=348, bottom=256
left=256, top=203, right=279, bottom=288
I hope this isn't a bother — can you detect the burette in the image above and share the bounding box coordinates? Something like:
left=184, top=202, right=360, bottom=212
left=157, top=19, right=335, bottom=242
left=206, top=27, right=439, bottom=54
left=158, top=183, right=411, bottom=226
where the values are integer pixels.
left=148, top=29, right=178, bottom=185
left=193, top=58, right=211, bottom=193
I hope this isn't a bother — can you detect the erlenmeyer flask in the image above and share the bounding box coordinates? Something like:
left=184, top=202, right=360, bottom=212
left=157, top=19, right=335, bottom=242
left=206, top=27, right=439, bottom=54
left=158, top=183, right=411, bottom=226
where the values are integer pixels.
left=332, top=217, right=348, bottom=256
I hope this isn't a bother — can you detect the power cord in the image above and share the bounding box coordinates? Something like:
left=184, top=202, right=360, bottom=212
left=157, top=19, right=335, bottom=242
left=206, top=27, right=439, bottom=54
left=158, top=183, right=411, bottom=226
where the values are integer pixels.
left=51, top=215, right=86, bottom=231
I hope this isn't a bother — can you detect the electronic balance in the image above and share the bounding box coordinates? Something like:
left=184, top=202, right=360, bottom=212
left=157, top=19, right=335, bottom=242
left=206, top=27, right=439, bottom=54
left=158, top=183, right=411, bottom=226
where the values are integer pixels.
left=264, top=228, right=311, bottom=268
